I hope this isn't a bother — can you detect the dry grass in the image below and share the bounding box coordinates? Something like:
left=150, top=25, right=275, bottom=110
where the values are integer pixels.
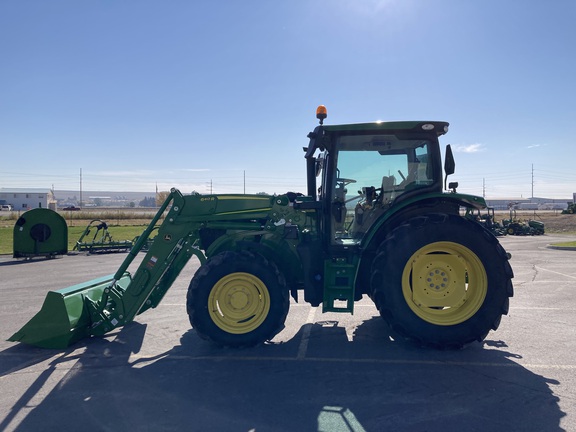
left=0, top=208, right=161, bottom=229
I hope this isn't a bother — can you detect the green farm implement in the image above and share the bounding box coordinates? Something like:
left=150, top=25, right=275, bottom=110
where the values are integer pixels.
left=562, top=202, right=576, bottom=214
left=13, top=208, right=68, bottom=259
left=74, top=219, right=134, bottom=253
left=466, top=207, right=506, bottom=236
left=502, top=208, right=545, bottom=236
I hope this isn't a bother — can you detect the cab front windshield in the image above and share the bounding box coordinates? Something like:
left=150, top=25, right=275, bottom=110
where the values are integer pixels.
left=329, top=134, right=434, bottom=243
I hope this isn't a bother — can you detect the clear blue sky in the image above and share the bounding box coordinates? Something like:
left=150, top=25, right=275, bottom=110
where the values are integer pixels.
left=1, top=1, right=575, bottom=199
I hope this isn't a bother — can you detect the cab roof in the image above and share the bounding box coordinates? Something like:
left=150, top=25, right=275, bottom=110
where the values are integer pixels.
left=322, top=121, right=449, bottom=137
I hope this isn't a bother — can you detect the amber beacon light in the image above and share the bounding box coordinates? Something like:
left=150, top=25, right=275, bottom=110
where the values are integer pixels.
left=316, top=105, right=327, bottom=124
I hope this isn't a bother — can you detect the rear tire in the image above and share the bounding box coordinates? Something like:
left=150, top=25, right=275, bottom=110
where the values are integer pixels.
left=370, top=213, right=513, bottom=348
left=187, top=250, right=289, bottom=347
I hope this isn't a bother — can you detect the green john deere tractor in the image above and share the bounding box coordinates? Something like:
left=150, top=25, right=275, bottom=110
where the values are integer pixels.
left=10, top=106, right=514, bottom=350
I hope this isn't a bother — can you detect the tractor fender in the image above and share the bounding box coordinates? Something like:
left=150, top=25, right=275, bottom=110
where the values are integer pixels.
left=362, top=196, right=462, bottom=251
left=204, top=231, right=303, bottom=300
left=355, top=195, right=483, bottom=296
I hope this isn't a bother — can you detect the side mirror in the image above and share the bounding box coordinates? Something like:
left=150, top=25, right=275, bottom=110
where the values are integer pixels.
left=444, top=145, right=455, bottom=190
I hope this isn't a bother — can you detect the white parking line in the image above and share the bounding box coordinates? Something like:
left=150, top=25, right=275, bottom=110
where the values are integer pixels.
left=296, top=306, right=317, bottom=359
left=534, top=266, right=576, bottom=280
left=511, top=307, right=576, bottom=310
left=126, top=354, right=576, bottom=371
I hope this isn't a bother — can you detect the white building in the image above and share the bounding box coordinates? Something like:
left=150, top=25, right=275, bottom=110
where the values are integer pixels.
left=0, top=188, right=57, bottom=211
left=484, top=198, right=530, bottom=210
left=485, top=197, right=570, bottom=211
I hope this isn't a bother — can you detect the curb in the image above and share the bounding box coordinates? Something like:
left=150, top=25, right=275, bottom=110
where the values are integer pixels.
left=546, top=245, right=576, bottom=251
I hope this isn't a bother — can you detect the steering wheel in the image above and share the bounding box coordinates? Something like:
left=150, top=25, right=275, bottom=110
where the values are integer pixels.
left=336, top=178, right=357, bottom=187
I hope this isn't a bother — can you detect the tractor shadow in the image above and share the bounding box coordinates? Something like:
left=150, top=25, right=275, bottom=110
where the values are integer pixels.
left=0, top=256, right=67, bottom=267
left=2, top=318, right=566, bottom=432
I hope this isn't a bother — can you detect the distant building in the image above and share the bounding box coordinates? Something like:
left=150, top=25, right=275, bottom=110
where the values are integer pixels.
left=484, top=198, right=530, bottom=210
left=0, top=188, right=57, bottom=211
left=485, top=197, right=569, bottom=211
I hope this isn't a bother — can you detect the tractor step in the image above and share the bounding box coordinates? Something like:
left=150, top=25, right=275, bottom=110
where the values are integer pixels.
left=323, top=257, right=357, bottom=313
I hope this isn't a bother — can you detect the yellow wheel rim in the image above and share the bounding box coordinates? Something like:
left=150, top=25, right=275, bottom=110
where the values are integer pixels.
left=402, top=241, right=487, bottom=326
left=208, top=272, right=271, bottom=334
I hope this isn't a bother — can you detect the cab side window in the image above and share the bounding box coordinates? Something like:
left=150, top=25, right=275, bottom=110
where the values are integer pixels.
left=330, top=138, right=432, bottom=245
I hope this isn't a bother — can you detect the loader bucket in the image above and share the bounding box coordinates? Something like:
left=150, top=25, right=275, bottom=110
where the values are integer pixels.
left=8, top=272, right=132, bottom=349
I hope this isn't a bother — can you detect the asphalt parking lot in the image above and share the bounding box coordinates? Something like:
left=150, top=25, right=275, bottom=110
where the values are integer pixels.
left=1, top=233, right=575, bottom=432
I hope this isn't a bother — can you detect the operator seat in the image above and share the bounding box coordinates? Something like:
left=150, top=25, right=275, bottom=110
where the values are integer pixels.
left=350, top=176, right=395, bottom=239
left=380, top=175, right=396, bottom=205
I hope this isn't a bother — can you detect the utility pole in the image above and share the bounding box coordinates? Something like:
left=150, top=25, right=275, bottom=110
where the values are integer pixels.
left=531, top=164, right=534, bottom=199
left=80, top=168, right=83, bottom=208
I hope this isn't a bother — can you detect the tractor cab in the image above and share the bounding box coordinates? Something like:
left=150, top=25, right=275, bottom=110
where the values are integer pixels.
left=305, top=106, right=450, bottom=247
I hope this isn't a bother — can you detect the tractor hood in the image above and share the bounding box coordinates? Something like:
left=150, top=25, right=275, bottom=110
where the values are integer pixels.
left=181, top=194, right=274, bottom=221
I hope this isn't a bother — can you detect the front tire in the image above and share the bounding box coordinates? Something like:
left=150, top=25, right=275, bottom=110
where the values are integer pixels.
left=187, top=251, right=289, bottom=347
left=370, top=213, right=514, bottom=348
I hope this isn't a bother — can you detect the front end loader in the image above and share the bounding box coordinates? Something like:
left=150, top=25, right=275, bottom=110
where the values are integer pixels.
left=10, top=106, right=513, bottom=350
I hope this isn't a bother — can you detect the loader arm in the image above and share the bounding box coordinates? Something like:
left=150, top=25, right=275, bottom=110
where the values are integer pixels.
left=87, top=188, right=207, bottom=336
